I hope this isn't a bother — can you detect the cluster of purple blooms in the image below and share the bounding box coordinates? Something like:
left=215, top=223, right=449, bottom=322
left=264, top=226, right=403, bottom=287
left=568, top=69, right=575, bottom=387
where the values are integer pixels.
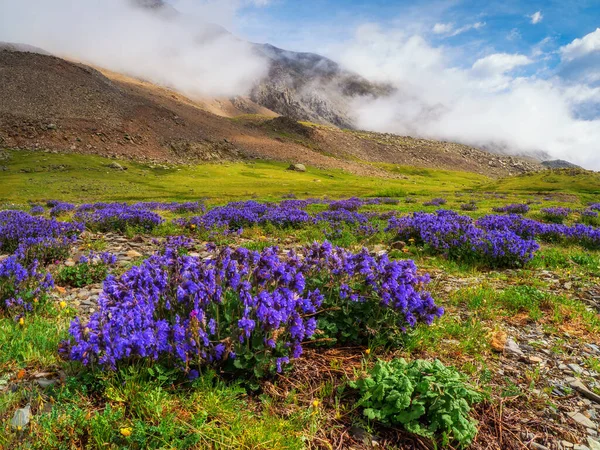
left=0, top=210, right=83, bottom=264
left=78, top=251, right=118, bottom=266
left=423, top=198, right=447, bottom=207
left=0, top=256, right=54, bottom=317
left=177, top=200, right=380, bottom=234
left=74, top=203, right=164, bottom=232
left=540, top=207, right=571, bottom=223
left=30, top=205, right=45, bottom=216
left=492, top=203, right=530, bottom=214
left=476, top=214, right=600, bottom=250
left=65, top=241, right=442, bottom=376
left=176, top=201, right=312, bottom=232
left=387, top=210, right=539, bottom=268
left=49, top=202, right=76, bottom=217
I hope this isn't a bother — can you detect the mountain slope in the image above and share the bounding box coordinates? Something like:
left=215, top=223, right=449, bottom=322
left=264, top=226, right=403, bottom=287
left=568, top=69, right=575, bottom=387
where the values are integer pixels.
left=0, top=47, right=542, bottom=177
left=250, top=43, right=391, bottom=128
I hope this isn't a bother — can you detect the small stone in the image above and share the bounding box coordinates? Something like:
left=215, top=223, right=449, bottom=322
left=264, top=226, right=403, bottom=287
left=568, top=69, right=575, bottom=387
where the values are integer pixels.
left=108, top=162, right=124, bottom=170
left=36, top=378, right=58, bottom=388
left=287, top=163, right=306, bottom=172
left=529, top=356, right=543, bottom=364
left=588, top=437, right=600, bottom=450
left=562, top=442, right=574, bottom=449
left=587, top=344, right=600, bottom=354
left=565, top=282, right=573, bottom=290
left=531, top=443, right=550, bottom=450
left=569, top=364, right=585, bottom=375
left=569, top=411, right=597, bottom=429
left=125, top=250, right=142, bottom=258
left=568, top=379, right=600, bottom=405
left=11, top=404, right=31, bottom=430
left=505, top=338, right=524, bottom=357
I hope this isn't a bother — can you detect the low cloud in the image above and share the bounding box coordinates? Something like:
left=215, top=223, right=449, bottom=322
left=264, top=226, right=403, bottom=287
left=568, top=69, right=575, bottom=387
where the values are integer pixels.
left=334, top=24, right=600, bottom=169
left=0, top=0, right=269, bottom=98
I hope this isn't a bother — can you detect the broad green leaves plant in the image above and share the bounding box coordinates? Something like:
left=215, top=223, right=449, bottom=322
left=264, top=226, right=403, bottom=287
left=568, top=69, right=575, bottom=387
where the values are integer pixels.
left=350, top=358, right=483, bottom=448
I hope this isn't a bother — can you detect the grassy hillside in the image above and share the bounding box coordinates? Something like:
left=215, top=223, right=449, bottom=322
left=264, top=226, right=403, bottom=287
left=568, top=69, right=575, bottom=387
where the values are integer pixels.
left=484, top=168, right=600, bottom=198
left=0, top=149, right=488, bottom=205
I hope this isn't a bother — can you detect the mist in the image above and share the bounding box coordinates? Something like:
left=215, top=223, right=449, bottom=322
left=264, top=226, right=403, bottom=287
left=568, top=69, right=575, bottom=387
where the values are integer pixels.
left=0, top=0, right=268, bottom=98
left=334, top=25, right=600, bottom=170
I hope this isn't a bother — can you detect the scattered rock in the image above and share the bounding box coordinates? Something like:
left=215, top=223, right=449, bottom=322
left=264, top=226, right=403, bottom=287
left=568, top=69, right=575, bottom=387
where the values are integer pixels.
left=587, top=437, right=600, bottom=450
left=569, top=411, right=597, bottom=429
left=36, top=378, right=59, bottom=388
left=505, top=338, right=525, bottom=358
left=125, top=249, right=142, bottom=258
left=568, top=379, right=600, bottom=405
left=569, top=364, right=585, bottom=375
left=107, top=162, right=125, bottom=170
left=10, top=404, right=31, bottom=430
left=287, top=163, right=306, bottom=172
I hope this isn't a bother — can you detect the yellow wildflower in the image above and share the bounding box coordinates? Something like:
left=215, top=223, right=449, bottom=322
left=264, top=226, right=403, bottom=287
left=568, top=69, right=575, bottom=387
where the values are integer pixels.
left=312, top=400, right=320, bottom=408
left=365, top=348, right=371, bottom=355
left=120, top=427, right=132, bottom=437
left=59, top=301, right=67, bottom=309
left=18, top=317, right=24, bottom=326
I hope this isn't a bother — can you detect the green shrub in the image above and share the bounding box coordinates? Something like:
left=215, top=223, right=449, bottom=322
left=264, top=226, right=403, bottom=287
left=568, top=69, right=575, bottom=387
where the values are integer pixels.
left=55, top=258, right=114, bottom=288
left=350, top=358, right=483, bottom=448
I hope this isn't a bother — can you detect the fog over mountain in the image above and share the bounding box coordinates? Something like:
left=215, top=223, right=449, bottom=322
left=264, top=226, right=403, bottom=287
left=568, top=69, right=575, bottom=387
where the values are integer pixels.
left=1, top=0, right=599, bottom=169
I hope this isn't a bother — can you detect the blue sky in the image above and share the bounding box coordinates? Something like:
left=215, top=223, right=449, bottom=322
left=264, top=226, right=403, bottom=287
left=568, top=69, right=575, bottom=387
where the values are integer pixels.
left=232, top=0, right=599, bottom=76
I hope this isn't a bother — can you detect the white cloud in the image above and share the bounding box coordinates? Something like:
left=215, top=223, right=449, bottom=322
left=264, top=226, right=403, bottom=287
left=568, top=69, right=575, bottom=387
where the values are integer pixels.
left=433, top=23, right=454, bottom=34
left=558, top=28, right=600, bottom=85
left=471, top=53, right=532, bottom=75
left=507, top=28, right=521, bottom=41
left=0, top=0, right=269, bottom=98
left=560, top=28, right=600, bottom=62
left=432, top=21, right=485, bottom=37
left=334, top=25, right=600, bottom=169
left=530, top=11, right=543, bottom=25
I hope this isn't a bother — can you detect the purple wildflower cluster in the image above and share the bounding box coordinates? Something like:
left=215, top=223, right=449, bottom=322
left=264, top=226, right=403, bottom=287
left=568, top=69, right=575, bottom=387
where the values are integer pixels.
left=30, top=205, right=45, bottom=216
left=78, top=251, right=118, bottom=266
left=0, top=210, right=83, bottom=264
left=177, top=201, right=313, bottom=233
left=540, top=207, right=571, bottom=223
left=74, top=203, right=164, bottom=232
left=423, top=198, right=447, bottom=207
left=0, top=256, right=54, bottom=316
left=492, top=203, right=530, bottom=214
left=387, top=210, right=539, bottom=268
left=49, top=202, right=76, bottom=217
left=65, top=241, right=441, bottom=377
left=477, top=214, right=600, bottom=250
